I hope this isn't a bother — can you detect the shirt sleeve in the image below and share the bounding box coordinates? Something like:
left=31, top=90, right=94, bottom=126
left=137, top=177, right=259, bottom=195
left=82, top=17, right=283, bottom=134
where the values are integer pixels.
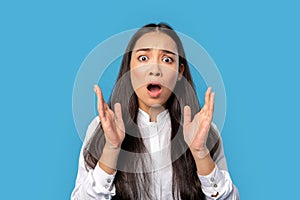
left=71, top=116, right=117, bottom=200
left=197, top=123, right=240, bottom=200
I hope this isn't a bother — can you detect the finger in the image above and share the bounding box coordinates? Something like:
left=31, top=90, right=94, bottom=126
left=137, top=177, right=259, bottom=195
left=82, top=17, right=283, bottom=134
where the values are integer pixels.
left=202, top=87, right=212, bottom=112
left=103, top=103, right=116, bottom=126
left=205, top=87, right=212, bottom=105
left=114, top=103, right=123, bottom=122
left=104, top=102, right=110, bottom=112
left=94, top=84, right=106, bottom=120
left=209, top=92, right=215, bottom=116
left=184, top=105, right=191, bottom=126
left=114, top=103, right=125, bottom=133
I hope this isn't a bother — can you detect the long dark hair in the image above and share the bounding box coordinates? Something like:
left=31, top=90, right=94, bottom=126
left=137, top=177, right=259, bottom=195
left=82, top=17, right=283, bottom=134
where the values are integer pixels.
left=83, top=23, right=221, bottom=200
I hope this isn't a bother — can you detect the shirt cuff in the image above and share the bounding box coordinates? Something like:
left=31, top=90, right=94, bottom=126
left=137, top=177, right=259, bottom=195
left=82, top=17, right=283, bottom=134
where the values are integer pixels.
left=198, top=165, right=233, bottom=199
left=90, top=164, right=116, bottom=196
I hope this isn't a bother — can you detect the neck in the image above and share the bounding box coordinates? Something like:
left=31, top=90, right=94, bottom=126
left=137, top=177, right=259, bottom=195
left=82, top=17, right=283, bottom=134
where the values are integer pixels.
left=141, top=106, right=165, bottom=122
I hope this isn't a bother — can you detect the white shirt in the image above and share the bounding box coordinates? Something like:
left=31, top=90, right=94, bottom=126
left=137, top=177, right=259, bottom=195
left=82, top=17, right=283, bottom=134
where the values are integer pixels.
left=71, top=109, right=240, bottom=200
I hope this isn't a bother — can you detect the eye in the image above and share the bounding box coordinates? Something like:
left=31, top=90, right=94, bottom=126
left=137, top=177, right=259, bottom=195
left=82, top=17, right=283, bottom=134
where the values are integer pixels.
left=138, top=55, right=148, bottom=62
left=162, top=56, right=173, bottom=63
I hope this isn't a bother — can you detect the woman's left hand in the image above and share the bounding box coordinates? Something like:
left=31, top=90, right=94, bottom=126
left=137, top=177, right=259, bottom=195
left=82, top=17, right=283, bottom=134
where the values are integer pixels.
left=183, top=87, right=215, bottom=158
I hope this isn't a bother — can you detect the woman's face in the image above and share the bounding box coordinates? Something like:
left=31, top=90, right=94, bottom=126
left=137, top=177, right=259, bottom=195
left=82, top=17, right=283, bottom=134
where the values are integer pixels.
left=130, top=31, right=185, bottom=113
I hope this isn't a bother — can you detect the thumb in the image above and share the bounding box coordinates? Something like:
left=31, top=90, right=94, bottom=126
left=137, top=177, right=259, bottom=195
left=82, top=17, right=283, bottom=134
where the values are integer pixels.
left=114, top=103, right=123, bottom=122
left=114, top=103, right=125, bottom=133
left=184, top=105, right=191, bottom=126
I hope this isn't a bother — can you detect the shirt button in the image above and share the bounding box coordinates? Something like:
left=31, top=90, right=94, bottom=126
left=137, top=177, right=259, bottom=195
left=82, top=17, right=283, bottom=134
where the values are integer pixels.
left=107, top=179, right=111, bottom=183
left=213, top=183, right=218, bottom=188
left=104, top=194, right=109, bottom=199
left=210, top=177, right=214, bottom=182
left=104, top=185, right=109, bottom=189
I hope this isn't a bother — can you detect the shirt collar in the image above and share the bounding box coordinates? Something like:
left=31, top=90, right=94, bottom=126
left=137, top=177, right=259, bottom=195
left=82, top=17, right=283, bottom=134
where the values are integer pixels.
left=137, top=108, right=171, bottom=140
left=138, top=108, right=169, bottom=124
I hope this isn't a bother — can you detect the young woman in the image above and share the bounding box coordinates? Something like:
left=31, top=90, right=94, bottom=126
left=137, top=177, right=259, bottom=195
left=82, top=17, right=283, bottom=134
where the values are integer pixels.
left=71, top=23, right=239, bottom=200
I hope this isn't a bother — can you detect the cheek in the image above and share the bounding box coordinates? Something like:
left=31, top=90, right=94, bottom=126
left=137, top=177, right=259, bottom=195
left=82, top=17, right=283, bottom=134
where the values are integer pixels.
left=162, top=68, right=179, bottom=89
left=130, top=67, right=146, bottom=90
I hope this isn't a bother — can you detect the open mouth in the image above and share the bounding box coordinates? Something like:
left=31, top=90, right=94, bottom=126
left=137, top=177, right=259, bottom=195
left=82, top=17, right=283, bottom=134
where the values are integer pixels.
left=147, top=83, right=162, bottom=97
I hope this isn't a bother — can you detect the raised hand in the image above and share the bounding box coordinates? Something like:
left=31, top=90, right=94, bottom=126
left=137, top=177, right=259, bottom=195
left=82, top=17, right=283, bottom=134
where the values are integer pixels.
left=94, top=84, right=125, bottom=149
left=183, top=87, right=215, bottom=159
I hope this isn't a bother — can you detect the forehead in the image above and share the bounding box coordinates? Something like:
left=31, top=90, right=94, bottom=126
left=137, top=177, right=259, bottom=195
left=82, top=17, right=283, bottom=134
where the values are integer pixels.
left=133, top=32, right=178, bottom=54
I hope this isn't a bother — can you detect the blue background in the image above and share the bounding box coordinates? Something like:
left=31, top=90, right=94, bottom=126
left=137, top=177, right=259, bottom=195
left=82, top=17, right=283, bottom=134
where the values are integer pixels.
left=1, top=0, right=299, bottom=199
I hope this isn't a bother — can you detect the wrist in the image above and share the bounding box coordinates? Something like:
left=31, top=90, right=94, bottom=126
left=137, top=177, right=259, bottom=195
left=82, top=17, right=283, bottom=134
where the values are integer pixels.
left=103, top=143, right=122, bottom=152
left=99, top=144, right=121, bottom=173
left=191, top=147, right=215, bottom=176
left=190, top=146, right=210, bottom=160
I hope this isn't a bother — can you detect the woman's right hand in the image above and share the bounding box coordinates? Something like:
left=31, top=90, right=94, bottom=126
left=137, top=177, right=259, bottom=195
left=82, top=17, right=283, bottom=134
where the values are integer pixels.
left=94, top=84, right=125, bottom=149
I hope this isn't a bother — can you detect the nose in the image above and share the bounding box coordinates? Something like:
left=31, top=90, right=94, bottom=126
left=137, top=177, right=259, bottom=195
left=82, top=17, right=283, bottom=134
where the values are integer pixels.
left=148, top=64, right=162, bottom=77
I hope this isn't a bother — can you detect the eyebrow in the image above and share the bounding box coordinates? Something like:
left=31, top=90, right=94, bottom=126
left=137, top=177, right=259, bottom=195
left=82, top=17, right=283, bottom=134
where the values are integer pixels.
left=134, top=48, right=177, bottom=55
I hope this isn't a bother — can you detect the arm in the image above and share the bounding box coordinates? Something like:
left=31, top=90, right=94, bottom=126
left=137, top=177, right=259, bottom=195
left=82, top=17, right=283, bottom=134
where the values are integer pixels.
left=183, top=87, right=240, bottom=199
left=196, top=123, right=240, bottom=200
left=71, top=117, right=117, bottom=200
left=94, top=85, right=125, bottom=174
left=71, top=85, right=125, bottom=200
